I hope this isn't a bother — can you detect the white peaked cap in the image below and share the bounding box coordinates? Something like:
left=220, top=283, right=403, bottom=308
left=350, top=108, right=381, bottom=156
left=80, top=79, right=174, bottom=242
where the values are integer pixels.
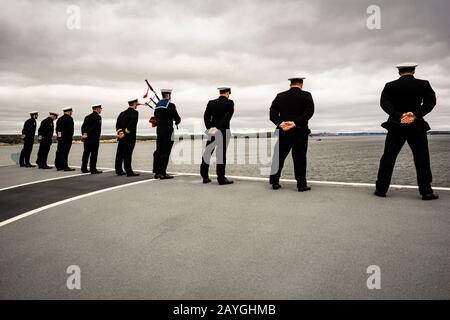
left=395, top=62, right=419, bottom=69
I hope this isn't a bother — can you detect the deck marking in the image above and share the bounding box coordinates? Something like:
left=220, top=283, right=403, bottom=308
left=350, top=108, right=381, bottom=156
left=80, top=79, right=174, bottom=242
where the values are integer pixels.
left=0, top=178, right=157, bottom=228
left=64, top=165, right=450, bottom=190
left=1, top=166, right=447, bottom=229
left=168, top=172, right=450, bottom=191
left=5, top=165, right=447, bottom=191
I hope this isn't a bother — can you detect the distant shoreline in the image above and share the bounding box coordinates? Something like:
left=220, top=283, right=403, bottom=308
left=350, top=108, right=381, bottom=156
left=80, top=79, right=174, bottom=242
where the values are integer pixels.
left=1, top=131, right=449, bottom=146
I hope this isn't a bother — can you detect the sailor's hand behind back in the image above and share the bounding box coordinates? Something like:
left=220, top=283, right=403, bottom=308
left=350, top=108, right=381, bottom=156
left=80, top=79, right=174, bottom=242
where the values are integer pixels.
left=400, top=112, right=416, bottom=125
left=280, top=121, right=296, bottom=131
left=208, top=127, right=218, bottom=135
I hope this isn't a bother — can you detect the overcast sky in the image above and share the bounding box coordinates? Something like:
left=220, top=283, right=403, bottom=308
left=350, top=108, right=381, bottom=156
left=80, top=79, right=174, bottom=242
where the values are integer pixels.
left=1, top=0, right=449, bottom=134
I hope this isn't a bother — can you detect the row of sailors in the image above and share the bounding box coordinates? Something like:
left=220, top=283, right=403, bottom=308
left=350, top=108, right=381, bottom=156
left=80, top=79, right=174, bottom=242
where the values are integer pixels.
left=19, top=63, right=439, bottom=200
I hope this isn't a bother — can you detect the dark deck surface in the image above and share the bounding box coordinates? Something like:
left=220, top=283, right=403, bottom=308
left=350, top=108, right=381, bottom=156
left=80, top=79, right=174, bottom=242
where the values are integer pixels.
left=0, top=165, right=449, bottom=299
left=0, top=169, right=152, bottom=223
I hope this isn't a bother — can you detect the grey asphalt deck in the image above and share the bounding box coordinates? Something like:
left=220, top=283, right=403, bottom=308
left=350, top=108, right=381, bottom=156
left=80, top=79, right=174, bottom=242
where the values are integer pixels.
left=0, top=166, right=449, bottom=299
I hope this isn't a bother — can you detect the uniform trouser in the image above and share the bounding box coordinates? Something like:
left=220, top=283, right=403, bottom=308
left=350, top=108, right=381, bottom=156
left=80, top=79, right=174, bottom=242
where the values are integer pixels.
left=81, top=139, right=100, bottom=172
left=36, top=139, right=52, bottom=167
left=270, top=133, right=309, bottom=188
left=115, top=138, right=136, bottom=174
left=200, top=130, right=230, bottom=182
left=153, top=130, right=174, bottom=175
left=20, top=139, right=34, bottom=166
left=55, top=139, right=72, bottom=169
left=376, top=129, right=433, bottom=195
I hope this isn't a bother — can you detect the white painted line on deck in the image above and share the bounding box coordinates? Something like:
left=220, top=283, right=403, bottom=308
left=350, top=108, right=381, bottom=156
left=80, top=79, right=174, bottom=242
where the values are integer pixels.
left=167, top=171, right=450, bottom=191
left=0, top=178, right=157, bottom=228
left=308, top=180, right=450, bottom=191
left=6, top=163, right=447, bottom=193
left=65, top=165, right=450, bottom=191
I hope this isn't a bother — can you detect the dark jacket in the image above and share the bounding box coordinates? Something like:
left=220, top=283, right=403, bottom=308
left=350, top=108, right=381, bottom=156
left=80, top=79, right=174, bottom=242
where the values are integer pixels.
left=116, top=107, right=139, bottom=139
left=270, top=87, right=315, bottom=135
left=81, top=112, right=102, bottom=141
left=22, top=117, right=37, bottom=141
left=56, top=114, right=74, bottom=141
left=38, top=117, right=54, bottom=141
left=380, top=75, right=436, bottom=131
left=203, top=96, right=234, bottom=130
left=154, top=101, right=181, bottom=133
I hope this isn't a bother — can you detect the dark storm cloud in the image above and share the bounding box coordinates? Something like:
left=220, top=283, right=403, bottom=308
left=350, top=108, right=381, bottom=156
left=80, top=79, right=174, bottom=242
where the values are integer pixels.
left=0, top=0, right=449, bottom=134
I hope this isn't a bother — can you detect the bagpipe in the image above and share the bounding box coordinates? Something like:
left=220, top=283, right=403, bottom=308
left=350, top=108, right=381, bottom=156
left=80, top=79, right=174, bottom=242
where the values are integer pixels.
left=142, top=79, right=178, bottom=129
left=142, top=79, right=160, bottom=127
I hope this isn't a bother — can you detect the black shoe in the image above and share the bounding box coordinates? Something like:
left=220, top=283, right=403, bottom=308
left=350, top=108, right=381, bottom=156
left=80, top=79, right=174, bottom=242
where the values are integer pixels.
left=20, top=164, right=25, bottom=167
left=159, top=174, right=174, bottom=180
left=272, top=184, right=282, bottom=190
left=203, top=178, right=212, bottom=184
left=91, top=170, right=103, bottom=174
left=127, top=172, right=140, bottom=177
left=81, top=169, right=89, bottom=173
left=298, top=186, right=311, bottom=192
left=154, top=173, right=162, bottom=179
left=374, top=190, right=386, bottom=198
left=56, top=168, right=64, bottom=171
left=422, top=193, right=439, bottom=201
left=40, top=165, right=53, bottom=169
left=25, top=164, right=36, bottom=168
left=218, top=178, right=234, bottom=185
left=64, top=167, right=76, bottom=172
left=116, top=172, right=126, bottom=176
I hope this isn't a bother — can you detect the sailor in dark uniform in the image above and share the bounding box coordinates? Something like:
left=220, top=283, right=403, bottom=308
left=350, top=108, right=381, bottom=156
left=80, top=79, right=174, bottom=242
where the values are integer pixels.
left=81, top=105, right=103, bottom=174
left=115, top=99, right=140, bottom=177
left=36, top=112, right=58, bottom=169
left=19, top=111, right=38, bottom=167
left=152, top=89, right=181, bottom=179
left=55, top=107, right=75, bottom=171
left=200, top=87, right=234, bottom=185
left=269, top=77, right=315, bottom=191
left=375, top=63, right=439, bottom=200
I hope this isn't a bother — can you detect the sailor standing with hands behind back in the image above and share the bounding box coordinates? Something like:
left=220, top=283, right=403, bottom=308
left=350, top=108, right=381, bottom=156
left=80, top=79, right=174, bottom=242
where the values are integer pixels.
left=81, top=105, right=103, bottom=174
left=200, top=87, right=235, bottom=185
left=269, top=77, right=315, bottom=192
left=36, top=112, right=58, bottom=169
left=55, top=107, right=75, bottom=171
left=375, top=62, right=438, bottom=200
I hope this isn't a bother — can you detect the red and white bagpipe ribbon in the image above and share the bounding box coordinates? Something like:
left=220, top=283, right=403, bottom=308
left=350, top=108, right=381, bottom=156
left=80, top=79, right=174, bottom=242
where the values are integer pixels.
left=143, top=79, right=160, bottom=107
